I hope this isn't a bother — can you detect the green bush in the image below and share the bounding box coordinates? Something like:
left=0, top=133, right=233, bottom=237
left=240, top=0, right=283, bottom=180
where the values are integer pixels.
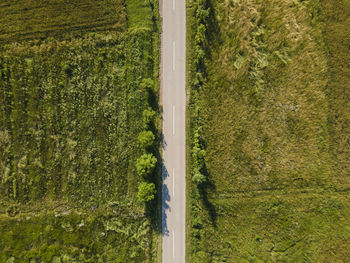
left=192, top=170, right=206, bottom=185
left=191, top=127, right=207, bottom=186
left=142, top=108, right=156, bottom=128
left=137, top=182, right=156, bottom=202
left=135, top=153, right=157, bottom=177
left=138, top=130, right=155, bottom=148
left=141, top=78, right=154, bottom=89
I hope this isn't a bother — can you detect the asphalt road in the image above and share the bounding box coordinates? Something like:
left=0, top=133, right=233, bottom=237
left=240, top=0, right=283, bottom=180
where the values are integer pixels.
left=161, top=0, right=186, bottom=261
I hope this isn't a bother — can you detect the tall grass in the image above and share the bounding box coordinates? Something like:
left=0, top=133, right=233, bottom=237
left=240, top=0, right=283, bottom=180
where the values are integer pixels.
left=0, top=0, right=160, bottom=261
left=0, top=0, right=126, bottom=42
left=188, top=0, right=350, bottom=261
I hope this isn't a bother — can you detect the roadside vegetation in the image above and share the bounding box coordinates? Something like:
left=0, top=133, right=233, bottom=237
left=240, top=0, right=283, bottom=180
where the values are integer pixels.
left=187, top=0, right=350, bottom=261
left=0, top=0, right=160, bottom=261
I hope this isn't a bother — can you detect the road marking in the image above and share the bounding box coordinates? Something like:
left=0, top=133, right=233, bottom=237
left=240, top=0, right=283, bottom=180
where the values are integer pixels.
left=173, top=42, right=176, bottom=71
left=173, top=105, right=175, bottom=135
left=173, top=168, right=175, bottom=196
left=173, top=0, right=175, bottom=10
left=173, top=230, right=175, bottom=259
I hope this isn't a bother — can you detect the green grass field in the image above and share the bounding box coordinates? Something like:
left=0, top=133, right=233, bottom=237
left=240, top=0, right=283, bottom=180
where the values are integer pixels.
left=188, top=0, right=350, bottom=261
left=0, top=0, right=160, bottom=261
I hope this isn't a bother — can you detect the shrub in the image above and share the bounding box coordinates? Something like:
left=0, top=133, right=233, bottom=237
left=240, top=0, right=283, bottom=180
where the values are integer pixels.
left=63, top=63, right=73, bottom=78
left=142, top=108, right=156, bottom=128
left=141, top=78, right=154, bottom=89
left=136, top=153, right=157, bottom=176
left=192, top=170, right=206, bottom=185
left=138, top=130, right=155, bottom=148
left=191, top=127, right=206, bottom=185
left=137, top=182, right=156, bottom=202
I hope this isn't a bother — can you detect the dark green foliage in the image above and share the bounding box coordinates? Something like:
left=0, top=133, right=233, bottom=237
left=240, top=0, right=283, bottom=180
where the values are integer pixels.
left=189, top=0, right=210, bottom=190
left=137, top=182, right=156, bottom=202
left=191, top=128, right=206, bottom=186
left=187, top=0, right=211, bottom=260
left=142, top=108, right=157, bottom=128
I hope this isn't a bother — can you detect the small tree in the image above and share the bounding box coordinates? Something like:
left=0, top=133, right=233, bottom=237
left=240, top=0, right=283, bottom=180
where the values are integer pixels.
left=192, top=170, right=207, bottom=185
left=136, top=153, right=157, bottom=176
left=137, top=182, right=156, bottom=202
left=63, top=63, right=73, bottom=78
left=138, top=130, right=155, bottom=148
left=142, top=108, right=156, bottom=128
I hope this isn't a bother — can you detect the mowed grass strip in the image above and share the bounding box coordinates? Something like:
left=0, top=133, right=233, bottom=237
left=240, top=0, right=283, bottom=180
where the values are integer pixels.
left=189, top=0, right=350, bottom=261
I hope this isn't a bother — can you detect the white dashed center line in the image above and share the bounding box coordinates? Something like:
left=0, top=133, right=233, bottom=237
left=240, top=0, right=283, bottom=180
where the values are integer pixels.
left=172, top=42, right=176, bottom=71
left=173, top=105, right=175, bottom=135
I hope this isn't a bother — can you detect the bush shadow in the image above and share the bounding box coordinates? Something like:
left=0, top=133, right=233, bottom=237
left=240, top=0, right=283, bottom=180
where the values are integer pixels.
left=199, top=168, right=217, bottom=228
left=161, top=162, right=171, bottom=236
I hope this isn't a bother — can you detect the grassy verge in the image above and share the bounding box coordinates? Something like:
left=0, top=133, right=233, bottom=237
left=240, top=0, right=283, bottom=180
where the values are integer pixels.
left=185, top=0, right=197, bottom=262
left=187, top=0, right=350, bottom=261
left=321, top=0, right=350, bottom=189
left=0, top=0, right=160, bottom=261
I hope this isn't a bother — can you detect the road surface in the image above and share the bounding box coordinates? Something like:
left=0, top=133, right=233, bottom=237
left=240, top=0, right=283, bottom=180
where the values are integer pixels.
left=161, top=0, right=186, bottom=261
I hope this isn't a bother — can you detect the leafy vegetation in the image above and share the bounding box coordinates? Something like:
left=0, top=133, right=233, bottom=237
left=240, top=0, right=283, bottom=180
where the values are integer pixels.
left=0, top=203, right=153, bottom=262
left=136, top=154, right=157, bottom=177
left=138, top=131, right=155, bottom=148
left=137, top=182, right=156, bottom=203
left=0, top=0, right=160, bottom=261
left=187, top=0, right=350, bottom=261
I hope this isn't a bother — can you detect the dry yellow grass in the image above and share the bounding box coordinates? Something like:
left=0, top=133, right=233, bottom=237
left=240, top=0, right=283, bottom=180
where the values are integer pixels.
left=203, top=0, right=332, bottom=193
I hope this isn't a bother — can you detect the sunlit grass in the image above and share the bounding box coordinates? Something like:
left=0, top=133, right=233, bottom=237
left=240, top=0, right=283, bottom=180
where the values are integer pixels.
left=188, top=0, right=350, bottom=261
left=0, top=0, right=159, bottom=261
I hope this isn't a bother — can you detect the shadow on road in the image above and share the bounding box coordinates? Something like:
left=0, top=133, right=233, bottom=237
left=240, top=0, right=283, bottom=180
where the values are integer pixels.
left=161, top=161, right=171, bottom=237
left=161, top=133, right=167, bottom=150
